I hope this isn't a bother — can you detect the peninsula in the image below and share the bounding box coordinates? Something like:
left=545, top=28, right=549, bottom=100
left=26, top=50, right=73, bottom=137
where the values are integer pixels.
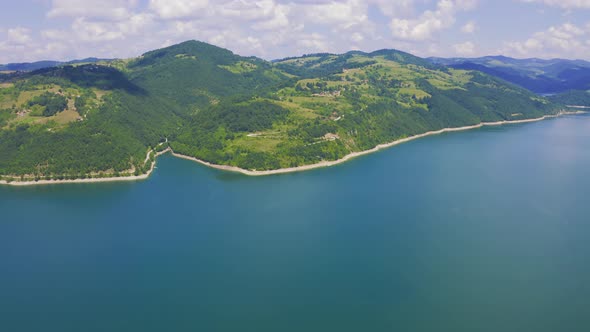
left=1, top=41, right=588, bottom=185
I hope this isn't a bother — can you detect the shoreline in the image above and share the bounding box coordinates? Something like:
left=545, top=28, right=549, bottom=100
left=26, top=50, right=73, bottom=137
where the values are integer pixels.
left=171, top=111, right=585, bottom=176
left=1, top=111, right=585, bottom=185
left=0, top=148, right=171, bottom=187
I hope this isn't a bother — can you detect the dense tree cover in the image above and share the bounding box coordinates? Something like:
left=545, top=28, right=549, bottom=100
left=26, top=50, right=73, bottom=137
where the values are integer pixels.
left=203, top=100, right=290, bottom=132
left=31, top=65, right=145, bottom=94
left=275, top=53, right=376, bottom=78
left=128, top=41, right=287, bottom=111
left=171, top=100, right=290, bottom=168
left=0, top=89, right=178, bottom=177
left=0, top=40, right=567, bottom=179
left=548, top=90, right=590, bottom=106
left=275, top=49, right=435, bottom=78
left=0, top=109, right=13, bottom=127
left=431, top=56, right=590, bottom=94
left=0, top=58, right=107, bottom=72
left=27, top=92, right=68, bottom=116
left=0, top=71, right=178, bottom=178
left=368, top=49, right=437, bottom=68
left=289, top=120, right=339, bottom=142
left=74, top=90, right=98, bottom=115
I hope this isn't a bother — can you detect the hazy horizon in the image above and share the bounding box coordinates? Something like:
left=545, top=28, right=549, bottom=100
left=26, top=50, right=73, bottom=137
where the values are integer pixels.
left=2, top=39, right=590, bottom=65
left=1, top=0, right=590, bottom=63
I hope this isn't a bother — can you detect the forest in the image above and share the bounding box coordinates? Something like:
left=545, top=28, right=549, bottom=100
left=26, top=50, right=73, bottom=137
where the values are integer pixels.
left=0, top=40, right=565, bottom=181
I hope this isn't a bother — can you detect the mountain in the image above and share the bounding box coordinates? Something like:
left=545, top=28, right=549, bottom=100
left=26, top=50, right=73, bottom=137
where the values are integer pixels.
left=0, top=41, right=563, bottom=180
left=429, top=56, right=590, bottom=94
left=548, top=90, right=590, bottom=106
left=0, top=58, right=111, bottom=72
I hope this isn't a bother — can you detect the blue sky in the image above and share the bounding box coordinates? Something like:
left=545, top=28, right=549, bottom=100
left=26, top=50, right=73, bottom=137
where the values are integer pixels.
left=1, top=0, right=589, bottom=63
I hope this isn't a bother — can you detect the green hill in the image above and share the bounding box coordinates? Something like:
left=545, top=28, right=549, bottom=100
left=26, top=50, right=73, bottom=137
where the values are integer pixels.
left=429, top=56, right=590, bottom=94
left=0, top=41, right=562, bottom=180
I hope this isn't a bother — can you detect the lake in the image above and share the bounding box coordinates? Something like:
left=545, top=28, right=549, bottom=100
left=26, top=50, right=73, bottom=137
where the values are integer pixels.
left=2, top=114, right=590, bottom=332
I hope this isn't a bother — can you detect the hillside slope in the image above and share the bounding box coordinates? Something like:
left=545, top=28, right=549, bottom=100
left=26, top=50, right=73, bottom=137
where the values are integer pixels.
left=172, top=50, right=558, bottom=170
left=429, top=56, right=590, bottom=94
left=0, top=58, right=110, bottom=72
left=0, top=41, right=562, bottom=180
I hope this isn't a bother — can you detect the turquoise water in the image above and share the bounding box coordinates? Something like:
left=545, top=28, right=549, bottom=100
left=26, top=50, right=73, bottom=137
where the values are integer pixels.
left=2, top=115, right=590, bottom=332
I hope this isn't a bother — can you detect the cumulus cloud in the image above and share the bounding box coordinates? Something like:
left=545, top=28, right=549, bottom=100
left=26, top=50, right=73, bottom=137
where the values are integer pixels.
left=148, top=0, right=209, bottom=20
left=390, top=0, right=478, bottom=41
left=453, top=41, right=476, bottom=55
left=71, top=18, right=125, bottom=41
left=220, top=0, right=291, bottom=31
left=369, top=0, right=416, bottom=17
left=502, top=22, right=589, bottom=58
left=520, top=0, right=590, bottom=9
left=7, top=27, right=33, bottom=45
left=47, top=0, right=137, bottom=20
left=304, top=0, right=368, bottom=29
left=296, top=33, right=330, bottom=51
left=461, top=21, right=477, bottom=33
left=351, top=32, right=364, bottom=42
left=5, top=0, right=590, bottom=64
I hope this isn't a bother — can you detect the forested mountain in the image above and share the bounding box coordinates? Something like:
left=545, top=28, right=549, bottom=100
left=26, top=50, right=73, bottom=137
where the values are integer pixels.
left=0, top=58, right=110, bottom=72
left=548, top=90, right=590, bottom=106
left=0, top=41, right=567, bottom=181
left=429, top=56, right=590, bottom=94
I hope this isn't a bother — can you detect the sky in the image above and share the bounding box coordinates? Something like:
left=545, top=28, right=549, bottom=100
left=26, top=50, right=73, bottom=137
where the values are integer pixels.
left=1, top=0, right=590, bottom=63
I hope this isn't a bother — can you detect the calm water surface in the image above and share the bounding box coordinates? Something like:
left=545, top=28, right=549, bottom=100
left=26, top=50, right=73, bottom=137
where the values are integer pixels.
left=2, top=115, right=590, bottom=332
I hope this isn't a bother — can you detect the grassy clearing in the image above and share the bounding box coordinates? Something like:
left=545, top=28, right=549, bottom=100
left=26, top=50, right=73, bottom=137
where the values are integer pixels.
left=230, top=135, right=284, bottom=152
left=219, top=61, right=257, bottom=74
left=309, top=56, right=338, bottom=68
left=9, top=108, right=80, bottom=128
left=427, top=78, right=466, bottom=90
left=274, top=100, right=319, bottom=119
left=398, top=87, right=431, bottom=99
left=447, top=69, right=472, bottom=85
left=175, top=54, right=198, bottom=60
left=53, top=109, right=81, bottom=124
left=277, top=56, right=321, bottom=65
left=100, top=58, right=133, bottom=72
left=4, top=85, right=85, bottom=128
left=17, top=90, right=46, bottom=107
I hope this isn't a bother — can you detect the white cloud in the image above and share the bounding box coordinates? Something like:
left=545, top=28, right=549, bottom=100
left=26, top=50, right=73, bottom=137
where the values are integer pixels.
left=453, top=41, right=476, bottom=55
left=47, top=0, right=137, bottom=20
left=369, top=0, right=416, bottom=17
left=41, top=29, right=69, bottom=41
left=390, top=0, right=478, bottom=41
left=296, top=33, right=330, bottom=52
left=149, top=0, right=209, bottom=19
left=304, top=0, right=368, bottom=29
left=502, top=22, right=589, bottom=58
left=72, top=18, right=124, bottom=41
left=351, top=32, right=364, bottom=42
left=7, top=27, right=32, bottom=45
left=461, top=21, right=477, bottom=33
left=520, top=0, right=590, bottom=9
left=119, top=13, right=156, bottom=35
left=248, top=1, right=291, bottom=30
left=218, top=0, right=278, bottom=20
left=6, top=0, right=590, bottom=64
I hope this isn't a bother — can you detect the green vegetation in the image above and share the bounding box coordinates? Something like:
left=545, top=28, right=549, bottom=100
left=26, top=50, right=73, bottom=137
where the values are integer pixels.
left=0, top=41, right=564, bottom=180
left=548, top=90, right=590, bottom=106
left=27, top=92, right=68, bottom=116
left=430, top=56, right=590, bottom=94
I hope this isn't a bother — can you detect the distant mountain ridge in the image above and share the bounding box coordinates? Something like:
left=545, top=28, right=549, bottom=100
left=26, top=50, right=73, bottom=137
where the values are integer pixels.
left=0, top=40, right=576, bottom=181
left=0, top=58, right=112, bottom=72
left=429, top=56, right=590, bottom=94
